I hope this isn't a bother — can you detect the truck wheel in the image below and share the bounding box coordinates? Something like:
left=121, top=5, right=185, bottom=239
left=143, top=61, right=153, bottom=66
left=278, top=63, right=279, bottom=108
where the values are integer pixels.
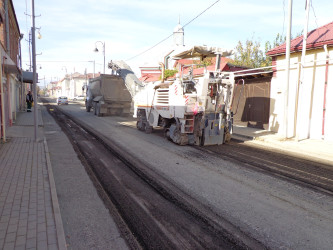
left=96, top=103, right=103, bottom=117
left=224, top=129, right=231, bottom=143
left=141, top=122, right=146, bottom=131
left=145, top=125, right=153, bottom=134
left=85, top=101, right=91, bottom=112
left=93, top=102, right=97, bottom=115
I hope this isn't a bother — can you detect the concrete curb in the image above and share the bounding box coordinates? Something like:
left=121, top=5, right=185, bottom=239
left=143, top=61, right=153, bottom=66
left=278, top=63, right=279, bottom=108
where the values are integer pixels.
left=232, top=133, right=255, bottom=141
left=236, top=134, right=333, bottom=166
left=43, top=137, right=67, bottom=250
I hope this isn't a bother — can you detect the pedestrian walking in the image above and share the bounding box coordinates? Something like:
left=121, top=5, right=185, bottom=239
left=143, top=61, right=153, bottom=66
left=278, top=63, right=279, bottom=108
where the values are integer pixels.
left=26, top=91, right=33, bottom=112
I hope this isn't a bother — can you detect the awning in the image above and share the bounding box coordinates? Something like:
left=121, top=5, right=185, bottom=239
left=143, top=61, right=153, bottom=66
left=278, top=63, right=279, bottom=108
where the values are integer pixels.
left=19, top=71, right=38, bottom=84
left=1, top=47, right=20, bottom=75
left=173, top=46, right=233, bottom=60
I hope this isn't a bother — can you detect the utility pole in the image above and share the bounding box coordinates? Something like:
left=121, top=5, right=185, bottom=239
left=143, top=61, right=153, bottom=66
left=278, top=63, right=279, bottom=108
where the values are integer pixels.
left=295, top=0, right=311, bottom=141
left=31, top=0, right=38, bottom=142
left=284, top=0, right=293, bottom=138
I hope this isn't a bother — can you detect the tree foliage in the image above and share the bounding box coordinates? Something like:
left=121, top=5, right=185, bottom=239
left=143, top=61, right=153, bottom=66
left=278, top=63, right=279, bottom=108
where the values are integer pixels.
left=162, top=69, right=178, bottom=80
left=194, top=57, right=213, bottom=68
left=232, top=33, right=287, bottom=68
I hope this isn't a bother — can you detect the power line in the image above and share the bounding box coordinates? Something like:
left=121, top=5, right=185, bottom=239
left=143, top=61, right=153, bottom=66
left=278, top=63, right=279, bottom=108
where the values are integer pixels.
left=125, top=0, right=221, bottom=61
left=282, top=0, right=286, bottom=37
left=310, top=0, right=319, bottom=29
left=23, top=60, right=94, bottom=63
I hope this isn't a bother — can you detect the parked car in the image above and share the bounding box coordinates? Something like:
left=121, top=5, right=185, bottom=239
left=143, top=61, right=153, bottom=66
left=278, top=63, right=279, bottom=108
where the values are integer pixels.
left=73, top=95, right=85, bottom=101
left=57, top=96, right=69, bottom=105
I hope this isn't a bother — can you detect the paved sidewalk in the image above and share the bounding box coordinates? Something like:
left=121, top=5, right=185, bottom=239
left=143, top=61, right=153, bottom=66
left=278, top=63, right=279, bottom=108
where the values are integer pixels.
left=0, top=108, right=66, bottom=249
left=233, top=125, right=333, bottom=165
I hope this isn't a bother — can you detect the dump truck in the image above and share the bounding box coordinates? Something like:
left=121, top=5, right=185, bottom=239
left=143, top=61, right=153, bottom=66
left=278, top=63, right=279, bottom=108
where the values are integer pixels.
left=86, top=74, right=132, bottom=116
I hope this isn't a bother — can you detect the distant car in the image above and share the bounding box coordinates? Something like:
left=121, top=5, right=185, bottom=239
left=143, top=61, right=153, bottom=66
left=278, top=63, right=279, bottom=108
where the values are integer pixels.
left=73, top=95, right=85, bottom=101
left=57, top=96, right=69, bottom=105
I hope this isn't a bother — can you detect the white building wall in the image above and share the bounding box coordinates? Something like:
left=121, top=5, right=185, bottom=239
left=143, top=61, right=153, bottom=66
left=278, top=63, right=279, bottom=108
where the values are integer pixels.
left=269, top=47, right=333, bottom=141
left=67, top=78, right=87, bottom=98
left=324, top=50, right=333, bottom=141
left=269, top=54, right=300, bottom=137
left=74, top=79, right=86, bottom=96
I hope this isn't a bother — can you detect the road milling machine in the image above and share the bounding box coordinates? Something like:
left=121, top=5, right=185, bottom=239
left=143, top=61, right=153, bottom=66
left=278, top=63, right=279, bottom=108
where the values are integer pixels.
left=133, top=46, right=236, bottom=146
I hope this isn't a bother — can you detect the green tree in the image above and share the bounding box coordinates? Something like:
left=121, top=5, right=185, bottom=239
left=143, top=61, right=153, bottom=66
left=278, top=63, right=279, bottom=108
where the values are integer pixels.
left=232, top=39, right=267, bottom=68
left=232, top=33, right=287, bottom=68
left=161, top=69, right=178, bottom=80
left=194, top=57, right=213, bottom=68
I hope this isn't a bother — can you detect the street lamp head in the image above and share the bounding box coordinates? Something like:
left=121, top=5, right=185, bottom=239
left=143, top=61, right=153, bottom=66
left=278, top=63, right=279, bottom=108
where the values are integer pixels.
left=94, top=47, right=99, bottom=52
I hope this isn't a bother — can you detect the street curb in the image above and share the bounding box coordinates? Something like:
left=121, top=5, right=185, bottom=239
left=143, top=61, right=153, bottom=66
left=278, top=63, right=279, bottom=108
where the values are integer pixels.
left=232, top=133, right=255, bottom=141
left=44, top=137, right=67, bottom=250
left=234, top=133, right=333, bottom=166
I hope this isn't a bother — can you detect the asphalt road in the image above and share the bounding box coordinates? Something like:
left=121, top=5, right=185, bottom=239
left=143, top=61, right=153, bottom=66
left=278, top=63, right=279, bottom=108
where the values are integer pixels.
left=47, top=100, right=333, bottom=249
left=41, top=103, right=132, bottom=250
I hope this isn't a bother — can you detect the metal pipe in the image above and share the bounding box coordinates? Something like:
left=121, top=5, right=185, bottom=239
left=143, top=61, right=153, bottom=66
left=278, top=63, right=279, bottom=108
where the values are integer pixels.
left=31, top=0, right=38, bottom=142
left=233, top=71, right=274, bottom=77
left=0, top=56, right=6, bottom=142
left=7, top=72, right=12, bottom=126
left=19, top=34, right=24, bottom=111
left=159, top=62, right=165, bottom=83
left=215, top=53, right=221, bottom=72
left=322, top=45, right=329, bottom=137
left=4, top=0, right=10, bottom=55
left=284, top=0, right=293, bottom=138
left=231, top=66, right=274, bottom=74
left=297, top=0, right=310, bottom=140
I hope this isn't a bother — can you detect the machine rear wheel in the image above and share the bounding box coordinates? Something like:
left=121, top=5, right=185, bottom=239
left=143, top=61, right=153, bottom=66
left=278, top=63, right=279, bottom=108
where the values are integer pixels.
left=145, top=125, right=153, bottom=134
left=164, top=129, right=172, bottom=141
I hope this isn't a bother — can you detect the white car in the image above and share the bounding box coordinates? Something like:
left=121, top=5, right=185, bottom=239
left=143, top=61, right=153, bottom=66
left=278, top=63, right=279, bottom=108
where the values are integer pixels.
left=73, top=95, right=85, bottom=101
left=57, top=96, right=69, bottom=105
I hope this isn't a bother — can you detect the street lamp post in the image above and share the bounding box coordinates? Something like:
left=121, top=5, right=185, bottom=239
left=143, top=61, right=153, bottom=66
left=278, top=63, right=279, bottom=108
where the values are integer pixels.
left=94, top=41, right=105, bottom=74
left=31, top=0, right=38, bottom=142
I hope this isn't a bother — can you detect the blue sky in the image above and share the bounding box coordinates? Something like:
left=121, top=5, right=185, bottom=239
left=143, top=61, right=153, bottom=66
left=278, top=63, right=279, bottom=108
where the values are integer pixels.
left=13, top=0, right=333, bottom=86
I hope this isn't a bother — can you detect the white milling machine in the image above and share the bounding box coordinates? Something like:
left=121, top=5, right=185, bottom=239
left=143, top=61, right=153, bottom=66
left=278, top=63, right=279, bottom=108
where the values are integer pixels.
left=134, top=46, right=235, bottom=146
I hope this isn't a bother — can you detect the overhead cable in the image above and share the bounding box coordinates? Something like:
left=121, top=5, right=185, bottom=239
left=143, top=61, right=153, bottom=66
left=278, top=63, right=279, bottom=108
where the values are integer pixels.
left=125, top=0, right=221, bottom=61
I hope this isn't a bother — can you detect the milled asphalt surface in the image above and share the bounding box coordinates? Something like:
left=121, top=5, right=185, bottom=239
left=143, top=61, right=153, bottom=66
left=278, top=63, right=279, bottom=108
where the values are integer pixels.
left=57, top=102, right=333, bottom=250
left=41, top=104, right=129, bottom=250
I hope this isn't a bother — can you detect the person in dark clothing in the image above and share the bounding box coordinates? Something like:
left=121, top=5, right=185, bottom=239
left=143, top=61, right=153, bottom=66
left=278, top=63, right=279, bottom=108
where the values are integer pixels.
left=26, top=91, right=33, bottom=112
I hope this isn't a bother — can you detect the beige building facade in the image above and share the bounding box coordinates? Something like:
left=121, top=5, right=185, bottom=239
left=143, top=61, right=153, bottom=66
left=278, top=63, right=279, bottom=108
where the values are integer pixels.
left=268, top=22, right=333, bottom=141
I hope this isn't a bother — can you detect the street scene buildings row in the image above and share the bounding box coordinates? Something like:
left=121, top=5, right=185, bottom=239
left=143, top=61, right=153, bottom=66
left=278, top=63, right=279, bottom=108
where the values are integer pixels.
left=0, top=0, right=332, bottom=143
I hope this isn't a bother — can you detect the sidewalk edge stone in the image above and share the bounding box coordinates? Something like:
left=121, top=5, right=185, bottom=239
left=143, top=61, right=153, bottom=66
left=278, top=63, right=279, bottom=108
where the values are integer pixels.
left=43, top=137, right=67, bottom=250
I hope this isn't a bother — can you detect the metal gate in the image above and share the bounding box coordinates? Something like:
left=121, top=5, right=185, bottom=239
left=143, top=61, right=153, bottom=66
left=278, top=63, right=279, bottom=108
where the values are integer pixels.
left=232, top=77, right=271, bottom=130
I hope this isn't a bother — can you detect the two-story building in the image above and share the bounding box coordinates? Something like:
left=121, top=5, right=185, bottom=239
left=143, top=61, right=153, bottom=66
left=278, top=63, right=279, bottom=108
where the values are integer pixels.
left=0, top=0, right=24, bottom=142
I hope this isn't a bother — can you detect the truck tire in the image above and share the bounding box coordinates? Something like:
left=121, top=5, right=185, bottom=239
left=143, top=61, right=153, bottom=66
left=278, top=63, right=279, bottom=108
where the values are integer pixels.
left=85, top=101, right=91, bottom=112
left=93, top=102, right=97, bottom=115
left=96, top=103, right=103, bottom=117
left=145, top=124, right=153, bottom=134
